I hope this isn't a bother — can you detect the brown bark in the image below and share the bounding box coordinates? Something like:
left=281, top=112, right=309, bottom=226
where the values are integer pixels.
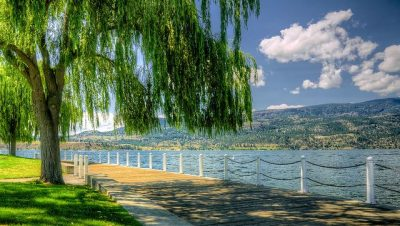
left=30, top=65, right=65, bottom=184
left=38, top=112, right=63, bottom=184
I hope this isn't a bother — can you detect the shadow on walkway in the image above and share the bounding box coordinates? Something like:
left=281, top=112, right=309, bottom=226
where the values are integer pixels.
left=88, top=165, right=400, bottom=225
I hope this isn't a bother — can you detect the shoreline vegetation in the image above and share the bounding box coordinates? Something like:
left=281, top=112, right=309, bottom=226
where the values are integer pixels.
left=0, top=141, right=396, bottom=151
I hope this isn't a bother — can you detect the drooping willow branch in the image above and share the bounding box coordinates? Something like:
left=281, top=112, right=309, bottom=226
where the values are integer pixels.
left=1, top=0, right=260, bottom=137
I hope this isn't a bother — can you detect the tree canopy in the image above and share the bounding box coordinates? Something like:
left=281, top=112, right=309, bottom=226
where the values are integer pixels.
left=0, top=0, right=259, bottom=135
left=0, top=0, right=260, bottom=183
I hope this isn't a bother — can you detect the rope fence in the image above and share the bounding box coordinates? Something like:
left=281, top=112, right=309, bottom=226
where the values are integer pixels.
left=63, top=150, right=399, bottom=207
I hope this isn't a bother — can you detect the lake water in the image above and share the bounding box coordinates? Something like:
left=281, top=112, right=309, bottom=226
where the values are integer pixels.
left=2, top=149, right=399, bottom=208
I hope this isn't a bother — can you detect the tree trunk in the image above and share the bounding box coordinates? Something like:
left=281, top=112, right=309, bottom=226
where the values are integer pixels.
left=31, top=80, right=64, bottom=184
left=9, top=133, right=16, bottom=156
left=39, top=114, right=64, bottom=184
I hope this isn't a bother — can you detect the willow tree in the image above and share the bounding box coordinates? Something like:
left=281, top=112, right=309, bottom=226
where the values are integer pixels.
left=0, top=64, right=35, bottom=156
left=0, top=0, right=260, bottom=184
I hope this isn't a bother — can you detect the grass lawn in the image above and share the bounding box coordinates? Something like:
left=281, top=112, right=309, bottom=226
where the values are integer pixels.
left=0, top=155, right=141, bottom=225
left=0, top=155, right=40, bottom=179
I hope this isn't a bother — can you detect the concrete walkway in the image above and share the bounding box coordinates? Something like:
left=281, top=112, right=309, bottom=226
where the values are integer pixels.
left=87, top=164, right=400, bottom=226
left=63, top=174, right=85, bottom=185
left=88, top=174, right=192, bottom=226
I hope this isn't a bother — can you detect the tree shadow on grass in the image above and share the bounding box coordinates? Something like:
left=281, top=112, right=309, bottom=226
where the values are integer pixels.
left=0, top=182, right=140, bottom=226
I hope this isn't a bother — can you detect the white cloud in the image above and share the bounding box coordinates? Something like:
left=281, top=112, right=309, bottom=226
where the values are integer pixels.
left=318, top=62, right=342, bottom=89
left=352, top=70, right=400, bottom=96
left=348, top=65, right=360, bottom=74
left=267, top=104, right=304, bottom=110
left=349, top=45, right=400, bottom=96
left=378, top=45, right=400, bottom=73
left=302, top=62, right=343, bottom=90
left=75, top=112, right=115, bottom=133
left=250, top=67, right=266, bottom=87
left=357, top=40, right=378, bottom=58
left=290, top=87, right=300, bottom=95
left=302, top=80, right=318, bottom=89
left=259, top=9, right=377, bottom=90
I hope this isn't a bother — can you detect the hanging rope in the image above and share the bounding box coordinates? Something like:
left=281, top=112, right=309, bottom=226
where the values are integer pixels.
left=259, top=172, right=300, bottom=181
left=375, top=184, right=400, bottom=194
left=227, top=169, right=257, bottom=177
left=213, top=157, right=226, bottom=162
left=227, top=158, right=257, bottom=165
left=307, top=177, right=364, bottom=188
left=203, top=169, right=224, bottom=173
left=306, top=161, right=364, bottom=169
left=375, top=164, right=400, bottom=174
left=260, top=159, right=301, bottom=166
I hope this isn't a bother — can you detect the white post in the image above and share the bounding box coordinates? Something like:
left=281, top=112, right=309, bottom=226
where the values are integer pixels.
left=224, top=154, right=228, bottom=180
left=84, top=155, right=89, bottom=180
left=256, top=157, right=260, bottom=186
left=73, top=154, right=78, bottom=176
left=366, top=156, right=376, bottom=204
left=179, top=153, right=183, bottom=174
left=163, top=153, right=167, bottom=171
left=137, top=153, right=141, bottom=168
left=107, top=151, right=110, bottom=164
left=79, top=155, right=84, bottom=179
left=300, top=155, right=308, bottom=193
left=116, top=152, right=120, bottom=165
left=149, top=153, right=153, bottom=169
left=199, top=154, right=204, bottom=177
left=126, top=152, right=130, bottom=167
left=98, top=152, right=102, bottom=163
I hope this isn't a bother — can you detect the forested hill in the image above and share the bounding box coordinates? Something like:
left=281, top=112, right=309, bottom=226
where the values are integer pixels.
left=71, top=98, right=400, bottom=150
left=257, top=98, right=400, bottom=118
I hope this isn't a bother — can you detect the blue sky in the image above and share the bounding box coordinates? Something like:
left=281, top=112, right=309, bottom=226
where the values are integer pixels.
left=238, top=0, right=400, bottom=110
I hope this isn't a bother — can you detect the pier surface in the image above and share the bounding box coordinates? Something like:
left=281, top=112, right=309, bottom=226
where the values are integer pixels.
left=88, top=164, right=400, bottom=226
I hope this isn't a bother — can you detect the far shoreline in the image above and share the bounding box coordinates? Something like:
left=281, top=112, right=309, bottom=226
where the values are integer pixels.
left=0, top=142, right=399, bottom=152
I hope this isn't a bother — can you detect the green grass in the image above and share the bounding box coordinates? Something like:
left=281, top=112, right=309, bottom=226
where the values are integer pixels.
left=0, top=155, right=40, bottom=179
left=0, top=182, right=141, bottom=225
left=0, top=155, right=141, bottom=225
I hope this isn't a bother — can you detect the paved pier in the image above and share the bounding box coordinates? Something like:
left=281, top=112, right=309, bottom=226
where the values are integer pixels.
left=88, top=164, right=400, bottom=226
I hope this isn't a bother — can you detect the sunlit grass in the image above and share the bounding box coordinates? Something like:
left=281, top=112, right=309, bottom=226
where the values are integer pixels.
left=0, top=155, right=140, bottom=225
left=0, top=155, right=40, bottom=179
left=0, top=182, right=141, bottom=225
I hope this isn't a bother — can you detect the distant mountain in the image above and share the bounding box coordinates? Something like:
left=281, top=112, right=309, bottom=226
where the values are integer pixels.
left=257, top=98, right=400, bottom=118
left=70, top=98, right=400, bottom=150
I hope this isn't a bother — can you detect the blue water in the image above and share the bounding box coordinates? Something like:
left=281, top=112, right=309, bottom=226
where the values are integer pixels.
left=1, top=149, right=399, bottom=208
